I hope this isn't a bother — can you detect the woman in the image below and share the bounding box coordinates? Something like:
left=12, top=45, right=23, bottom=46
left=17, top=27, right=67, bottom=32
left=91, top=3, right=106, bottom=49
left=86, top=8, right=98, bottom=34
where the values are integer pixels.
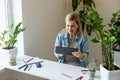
left=54, top=12, right=89, bottom=67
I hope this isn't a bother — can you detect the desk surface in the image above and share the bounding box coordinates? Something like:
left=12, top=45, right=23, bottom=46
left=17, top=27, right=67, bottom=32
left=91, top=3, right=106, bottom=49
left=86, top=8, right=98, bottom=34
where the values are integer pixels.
left=0, top=55, right=101, bottom=80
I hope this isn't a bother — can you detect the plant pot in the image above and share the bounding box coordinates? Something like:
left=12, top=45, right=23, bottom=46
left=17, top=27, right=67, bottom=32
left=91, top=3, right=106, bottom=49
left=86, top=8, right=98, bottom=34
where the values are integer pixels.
left=100, top=64, right=120, bottom=80
left=88, top=70, right=96, bottom=80
left=0, top=47, right=17, bottom=66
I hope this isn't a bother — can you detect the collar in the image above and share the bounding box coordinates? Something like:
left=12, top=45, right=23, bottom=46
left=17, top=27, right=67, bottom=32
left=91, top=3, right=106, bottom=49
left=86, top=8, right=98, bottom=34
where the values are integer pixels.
left=64, top=32, right=81, bottom=40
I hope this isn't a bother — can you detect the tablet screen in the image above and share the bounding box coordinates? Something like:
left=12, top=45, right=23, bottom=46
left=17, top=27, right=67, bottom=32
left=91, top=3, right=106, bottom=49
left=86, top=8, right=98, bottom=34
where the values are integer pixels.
left=55, top=46, right=78, bottom=55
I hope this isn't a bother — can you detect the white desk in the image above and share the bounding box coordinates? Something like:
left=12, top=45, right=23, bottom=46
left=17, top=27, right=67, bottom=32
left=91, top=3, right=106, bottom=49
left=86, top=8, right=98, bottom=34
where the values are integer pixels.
left=0, top=55, right=101, bottom=80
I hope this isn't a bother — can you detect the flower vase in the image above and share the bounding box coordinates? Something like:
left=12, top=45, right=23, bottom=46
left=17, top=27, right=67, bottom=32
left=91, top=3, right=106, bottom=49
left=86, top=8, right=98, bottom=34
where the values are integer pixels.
left=0, top=47, right=17, bottom=66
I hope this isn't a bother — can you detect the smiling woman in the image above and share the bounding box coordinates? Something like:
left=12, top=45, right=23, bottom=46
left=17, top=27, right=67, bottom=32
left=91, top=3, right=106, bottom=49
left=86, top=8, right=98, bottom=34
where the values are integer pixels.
left=54, top=12, right=89, bottom=67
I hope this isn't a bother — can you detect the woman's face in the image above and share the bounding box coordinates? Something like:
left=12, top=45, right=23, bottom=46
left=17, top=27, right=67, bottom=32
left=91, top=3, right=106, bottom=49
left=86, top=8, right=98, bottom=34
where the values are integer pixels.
left=66, top=20, right=78, bottom=36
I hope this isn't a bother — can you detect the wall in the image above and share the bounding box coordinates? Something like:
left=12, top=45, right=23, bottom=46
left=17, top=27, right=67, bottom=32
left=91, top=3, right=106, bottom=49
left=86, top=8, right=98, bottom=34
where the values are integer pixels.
left=22, top=0, right=66, bottom=61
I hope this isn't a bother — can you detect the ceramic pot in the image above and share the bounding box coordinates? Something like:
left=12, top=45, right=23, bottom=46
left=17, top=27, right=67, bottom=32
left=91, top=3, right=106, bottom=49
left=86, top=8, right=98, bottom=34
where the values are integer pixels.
left=0, top=47, right=17, bottom=66
left=100, top=64, right=120, bottom=80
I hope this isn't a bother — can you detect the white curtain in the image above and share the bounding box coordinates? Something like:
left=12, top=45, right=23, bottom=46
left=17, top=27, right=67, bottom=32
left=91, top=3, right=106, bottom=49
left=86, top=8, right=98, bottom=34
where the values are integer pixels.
left=4, top=0, right=14, bottom=26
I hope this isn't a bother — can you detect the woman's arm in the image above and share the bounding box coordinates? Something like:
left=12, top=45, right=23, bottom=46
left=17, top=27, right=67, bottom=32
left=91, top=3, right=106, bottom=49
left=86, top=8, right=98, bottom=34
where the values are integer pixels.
left=73, top=35, right=89, bottom=62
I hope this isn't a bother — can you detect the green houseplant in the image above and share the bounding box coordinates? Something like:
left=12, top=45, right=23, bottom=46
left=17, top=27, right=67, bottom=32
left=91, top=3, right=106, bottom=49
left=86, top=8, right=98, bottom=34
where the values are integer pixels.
left=87, top=58, right=97, bottom=79
left=72, top=0, right=120, bottom=69
left=83, top=5, right=120, bottom=70
left=72, top=0, right=96, bottom=35
left=0, top=22, right=26, bottom=66
left=0, top=22, right=25, bottom=49
left=72, top=1, right=120, bottom=79
left=87, top=58, right=96, bottom=71
left=83, top=5, right=120, bottom=80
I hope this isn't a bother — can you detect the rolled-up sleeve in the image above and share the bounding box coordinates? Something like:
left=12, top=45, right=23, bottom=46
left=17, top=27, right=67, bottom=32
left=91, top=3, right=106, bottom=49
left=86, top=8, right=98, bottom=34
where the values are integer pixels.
left=54, top=33, right=62, bottom=59
left=79, top=35, right=89, bottom=62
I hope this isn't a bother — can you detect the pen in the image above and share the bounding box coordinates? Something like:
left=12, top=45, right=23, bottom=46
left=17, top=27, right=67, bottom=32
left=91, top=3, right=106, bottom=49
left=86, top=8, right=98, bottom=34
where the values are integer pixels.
left=26, top=58, right=33, bottom=63
left=28, top=64, right=32, bottom=71
left=24, top=64, right=29, bottom=71
left=18, top=64, right=27, bottom=69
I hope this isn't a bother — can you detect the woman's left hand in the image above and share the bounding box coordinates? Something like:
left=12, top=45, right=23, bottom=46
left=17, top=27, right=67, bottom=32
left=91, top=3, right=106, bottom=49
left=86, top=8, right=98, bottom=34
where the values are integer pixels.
left=72, top=51, right=84, bottom=58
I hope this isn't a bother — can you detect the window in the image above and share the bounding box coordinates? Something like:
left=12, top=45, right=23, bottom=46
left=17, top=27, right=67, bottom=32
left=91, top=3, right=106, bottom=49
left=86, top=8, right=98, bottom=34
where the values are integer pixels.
left=0, top=0, right=24, bottom=56
left=0, top=0, right=6, bottom=32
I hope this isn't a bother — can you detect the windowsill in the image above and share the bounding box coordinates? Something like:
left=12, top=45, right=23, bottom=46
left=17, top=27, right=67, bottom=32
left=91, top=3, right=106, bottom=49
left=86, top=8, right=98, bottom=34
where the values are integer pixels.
left=0, top=66, right=6, bottom=73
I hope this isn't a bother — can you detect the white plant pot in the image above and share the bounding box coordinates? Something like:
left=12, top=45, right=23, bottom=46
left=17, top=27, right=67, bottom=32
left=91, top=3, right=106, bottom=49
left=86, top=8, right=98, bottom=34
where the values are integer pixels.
left=0, top=47, right=17, bottom=60
left=100, top=64, right=120, bottom=80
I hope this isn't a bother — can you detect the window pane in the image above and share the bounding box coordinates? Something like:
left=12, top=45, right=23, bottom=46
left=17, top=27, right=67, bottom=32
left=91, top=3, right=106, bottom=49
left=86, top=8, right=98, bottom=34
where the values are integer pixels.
left=0, top=0, right=6, bottom=32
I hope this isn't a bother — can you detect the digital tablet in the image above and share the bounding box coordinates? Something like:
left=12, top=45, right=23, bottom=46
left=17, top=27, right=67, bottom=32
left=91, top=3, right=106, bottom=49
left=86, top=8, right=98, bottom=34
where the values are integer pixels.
left=55, top=46, right=78, bottom=55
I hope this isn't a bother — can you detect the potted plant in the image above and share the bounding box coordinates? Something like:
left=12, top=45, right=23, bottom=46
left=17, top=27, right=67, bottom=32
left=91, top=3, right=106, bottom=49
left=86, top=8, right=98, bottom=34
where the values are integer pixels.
left=87, top=57, right=97, bottom=80
left=72, top=0, right=120, bottom=79
left=0, top=22, right=26, bottom=66
left=83, top=5, right=120, bottom=80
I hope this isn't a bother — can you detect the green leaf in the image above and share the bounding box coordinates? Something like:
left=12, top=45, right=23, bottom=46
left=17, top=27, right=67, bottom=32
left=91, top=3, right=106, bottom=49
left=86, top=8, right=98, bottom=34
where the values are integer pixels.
left=91, top=38, right=99, bottom=43
left=0, top=22, right=26, bottom=49
left=72, top=0, right=78, bottom=11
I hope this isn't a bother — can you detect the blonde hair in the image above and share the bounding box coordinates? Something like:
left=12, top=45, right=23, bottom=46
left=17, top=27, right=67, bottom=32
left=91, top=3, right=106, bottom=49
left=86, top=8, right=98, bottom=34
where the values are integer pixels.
left=65, top=12, right=83, bottom=36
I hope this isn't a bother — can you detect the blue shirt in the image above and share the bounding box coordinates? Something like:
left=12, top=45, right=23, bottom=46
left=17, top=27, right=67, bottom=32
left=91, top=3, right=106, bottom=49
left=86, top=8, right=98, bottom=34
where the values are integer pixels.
left=54, top=31, right=89, bottom=67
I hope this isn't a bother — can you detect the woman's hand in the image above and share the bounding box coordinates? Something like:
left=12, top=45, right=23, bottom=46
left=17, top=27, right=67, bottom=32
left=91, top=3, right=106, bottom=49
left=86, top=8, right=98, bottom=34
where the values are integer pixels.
left=72, top=51, right=84, bottom=58
left=58, top=54, right=64, bottom=57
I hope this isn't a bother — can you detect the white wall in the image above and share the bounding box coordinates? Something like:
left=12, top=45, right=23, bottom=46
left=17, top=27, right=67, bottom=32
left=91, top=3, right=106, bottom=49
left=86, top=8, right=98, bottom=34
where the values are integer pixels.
left=22, top=0, right=66, bottom=61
